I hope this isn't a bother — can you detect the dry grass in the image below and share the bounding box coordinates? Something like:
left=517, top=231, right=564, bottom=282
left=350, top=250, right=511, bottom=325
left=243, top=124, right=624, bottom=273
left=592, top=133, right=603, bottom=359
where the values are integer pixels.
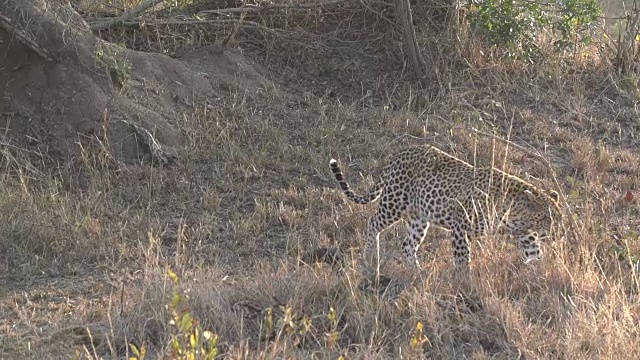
left=2, top=0, right=640, bottom=359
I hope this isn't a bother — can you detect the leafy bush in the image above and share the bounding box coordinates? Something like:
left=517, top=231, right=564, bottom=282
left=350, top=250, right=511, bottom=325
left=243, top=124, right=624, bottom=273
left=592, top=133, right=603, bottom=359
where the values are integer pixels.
left=467, top=0, right=602, bottom=59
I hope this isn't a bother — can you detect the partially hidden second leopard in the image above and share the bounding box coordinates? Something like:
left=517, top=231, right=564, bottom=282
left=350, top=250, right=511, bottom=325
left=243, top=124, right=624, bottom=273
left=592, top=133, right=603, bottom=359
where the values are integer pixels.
left=329, top=144, right=562, bottom=269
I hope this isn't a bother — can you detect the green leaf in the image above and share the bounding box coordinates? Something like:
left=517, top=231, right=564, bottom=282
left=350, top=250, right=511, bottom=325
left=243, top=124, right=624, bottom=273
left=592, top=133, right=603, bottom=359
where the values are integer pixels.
left=172, top=293, right=182, bottom=310
left=180, top=313, right=194, bottom=333
left=168, top=268, right=179, bottom=284
left=190, top=332, right=197, bottom=348
left=171, top=337, right=181, bottom=351
left=130, top=344, right=140, bottom=356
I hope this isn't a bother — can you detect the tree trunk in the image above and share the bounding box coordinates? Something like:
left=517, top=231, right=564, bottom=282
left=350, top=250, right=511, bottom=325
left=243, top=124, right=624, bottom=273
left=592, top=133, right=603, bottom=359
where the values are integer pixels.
left=395, top=0, right=428, bottom=80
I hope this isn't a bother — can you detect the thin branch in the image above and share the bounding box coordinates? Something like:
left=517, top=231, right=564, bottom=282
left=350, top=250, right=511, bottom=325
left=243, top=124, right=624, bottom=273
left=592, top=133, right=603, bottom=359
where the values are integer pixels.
left=89, top=18, right=280, bottom=35
left=219, top=10, right=247, bottom=54
left=0, top=141, right=43, bottom=157
left=196, top=0, right=349, bottom=16
left=89, top=0, right=166, bottom=31
left=0, top=12, right=52, bottom=61
left=357, top=0, right=397, bottom=30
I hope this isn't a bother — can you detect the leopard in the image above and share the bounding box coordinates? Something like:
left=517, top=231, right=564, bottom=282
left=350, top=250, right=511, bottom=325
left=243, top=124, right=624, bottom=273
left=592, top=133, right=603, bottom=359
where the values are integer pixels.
left=329, top=144, right=562, bottom=270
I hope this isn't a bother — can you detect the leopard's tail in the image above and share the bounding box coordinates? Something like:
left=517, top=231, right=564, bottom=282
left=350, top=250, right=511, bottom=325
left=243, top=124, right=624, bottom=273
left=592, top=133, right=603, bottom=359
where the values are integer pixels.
left=329, top=159, right=382, bottom=205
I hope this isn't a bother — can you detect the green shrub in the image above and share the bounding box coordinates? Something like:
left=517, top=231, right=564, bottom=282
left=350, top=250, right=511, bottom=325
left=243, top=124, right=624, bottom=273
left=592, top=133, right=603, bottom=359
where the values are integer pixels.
left=467, top=0, right=601, bottom=59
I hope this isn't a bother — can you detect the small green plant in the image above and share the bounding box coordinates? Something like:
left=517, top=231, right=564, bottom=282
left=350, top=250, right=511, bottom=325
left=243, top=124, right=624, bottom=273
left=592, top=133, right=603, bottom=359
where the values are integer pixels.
left=566, top=175, right=582, bottom=199
left=325, top=306, right=340, bottom=349
left=167, top=268, right=219, bottom=359
left=467, top=0, right=601, bottom=60
left=259, top=303, right=346, bottom=355
left=130, top=268, right=219, bottom=360
left=129, top=343, right=147, bottom=360
left=609, top=240, right=640, bottom=274
left=409, top=322, right=430, bottom=352
left=94, top=44, right=131, bottom=89
left=262, top=304, right=313, bottom=348
left=109, top=62, right=132, bottom=89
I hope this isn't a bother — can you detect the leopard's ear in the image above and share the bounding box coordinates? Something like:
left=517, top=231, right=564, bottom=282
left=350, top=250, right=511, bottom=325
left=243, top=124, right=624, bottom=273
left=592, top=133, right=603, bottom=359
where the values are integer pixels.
left=548, top=190, right=559, bottom=202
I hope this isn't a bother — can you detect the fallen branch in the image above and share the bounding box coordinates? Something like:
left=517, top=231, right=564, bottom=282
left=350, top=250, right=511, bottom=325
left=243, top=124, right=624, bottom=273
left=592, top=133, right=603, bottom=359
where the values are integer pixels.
left=0, top=12, right=52, bottom=61
left=196, top=0, right=349, bottom=16
left=89, top=0, right=166, bottom=31
left=89, top=18, right=280, bottom=36
left=118, top=120, right=175, bottom=166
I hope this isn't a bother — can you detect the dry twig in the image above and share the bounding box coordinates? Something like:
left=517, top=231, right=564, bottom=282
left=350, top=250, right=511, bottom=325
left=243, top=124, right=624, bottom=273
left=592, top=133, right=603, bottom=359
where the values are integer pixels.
left=219, top=10, right=247, bottom=53
left=89, top=0, right=166, bottom=31
left=0, top=12, right=52, bottom=61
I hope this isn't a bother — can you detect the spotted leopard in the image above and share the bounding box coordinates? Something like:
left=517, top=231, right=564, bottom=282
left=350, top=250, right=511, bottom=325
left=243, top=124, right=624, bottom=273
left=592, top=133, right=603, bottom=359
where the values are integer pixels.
left=329, top=145, right=562, bottom=269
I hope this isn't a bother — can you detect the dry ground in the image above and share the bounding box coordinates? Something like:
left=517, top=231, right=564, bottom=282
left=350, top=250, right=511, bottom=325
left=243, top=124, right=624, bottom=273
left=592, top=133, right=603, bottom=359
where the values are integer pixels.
left=2, top=1, right=640, bottom=359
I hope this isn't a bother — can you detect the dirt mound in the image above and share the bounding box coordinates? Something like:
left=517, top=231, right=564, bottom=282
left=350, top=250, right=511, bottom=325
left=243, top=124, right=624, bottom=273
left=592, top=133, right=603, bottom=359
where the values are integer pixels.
left=0, top=0, right=267, bottom=165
